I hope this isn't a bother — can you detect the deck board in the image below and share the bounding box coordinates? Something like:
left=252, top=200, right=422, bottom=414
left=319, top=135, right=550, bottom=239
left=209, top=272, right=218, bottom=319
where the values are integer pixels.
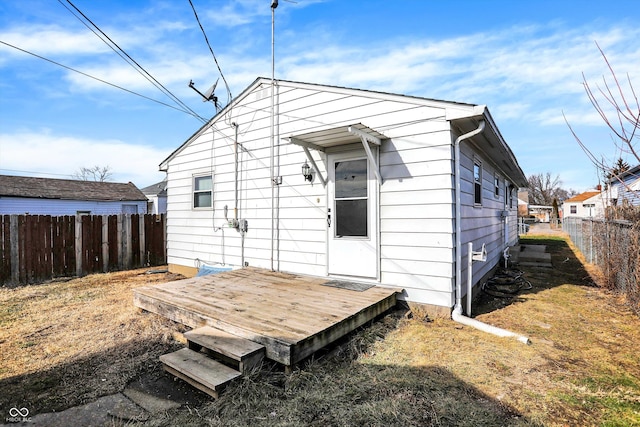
left=134, top=267, right=399, bottom=366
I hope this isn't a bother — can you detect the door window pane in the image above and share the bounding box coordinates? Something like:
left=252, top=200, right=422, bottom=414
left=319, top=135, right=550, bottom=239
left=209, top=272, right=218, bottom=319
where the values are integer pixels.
left=335, top=159, right=367, bottom=198
left=334, top=159, right=368, bottom=237
left=336, top=199, right=367, bottom=237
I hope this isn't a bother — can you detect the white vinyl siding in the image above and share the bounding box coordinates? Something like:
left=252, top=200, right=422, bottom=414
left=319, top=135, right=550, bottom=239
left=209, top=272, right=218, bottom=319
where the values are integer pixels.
left=458, top=140, right=518, bottom=296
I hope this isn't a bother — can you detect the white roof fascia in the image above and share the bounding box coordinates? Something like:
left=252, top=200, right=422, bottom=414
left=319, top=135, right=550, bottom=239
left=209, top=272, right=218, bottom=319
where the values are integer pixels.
left=445, top=104, right=486, bottom=121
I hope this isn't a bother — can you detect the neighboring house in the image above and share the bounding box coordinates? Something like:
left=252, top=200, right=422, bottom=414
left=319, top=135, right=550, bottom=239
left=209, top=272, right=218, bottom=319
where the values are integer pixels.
left=608, top=164, right=640, bottom=207
left=0, top=175, right=147, bottom=215
left=517, top=190, right=529, bottom=218
left=562, top=190, right=605, bottom=218
left=160, top=78, right=527, bottom=313
left=141, top=179, right=167, bottom=214
left=528, top=205, right=553, bottom=223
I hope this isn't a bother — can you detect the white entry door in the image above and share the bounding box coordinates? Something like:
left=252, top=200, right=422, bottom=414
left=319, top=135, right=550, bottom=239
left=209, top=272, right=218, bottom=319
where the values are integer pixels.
left=327, top=151, right=378, bottom=279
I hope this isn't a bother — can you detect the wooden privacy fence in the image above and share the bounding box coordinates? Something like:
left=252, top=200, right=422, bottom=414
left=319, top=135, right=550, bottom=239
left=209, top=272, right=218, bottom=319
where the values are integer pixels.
left=0, top=214, right=166, bottom=286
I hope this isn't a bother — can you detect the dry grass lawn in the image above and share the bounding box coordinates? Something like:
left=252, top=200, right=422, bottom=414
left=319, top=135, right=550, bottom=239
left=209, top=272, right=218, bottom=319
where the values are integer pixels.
left=0, top=269, right=187, bottom=414
left=1, top=234, right=639, bottom=426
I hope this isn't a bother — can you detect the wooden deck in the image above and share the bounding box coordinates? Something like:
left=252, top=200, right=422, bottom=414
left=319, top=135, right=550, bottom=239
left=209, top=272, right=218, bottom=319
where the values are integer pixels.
left=133, top=267, right=399, bottom=367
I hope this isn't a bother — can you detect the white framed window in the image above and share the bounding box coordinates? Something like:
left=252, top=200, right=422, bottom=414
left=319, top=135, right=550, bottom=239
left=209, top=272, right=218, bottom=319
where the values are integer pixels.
left=570, top=205, right=577, bottom=214
left=508, top=184, right=514, bottom=209
left=494, top=174, right=500, bottom=198
left=193, top=174, right=213, bottom=209
left=473, top=160, right=482, bottom=206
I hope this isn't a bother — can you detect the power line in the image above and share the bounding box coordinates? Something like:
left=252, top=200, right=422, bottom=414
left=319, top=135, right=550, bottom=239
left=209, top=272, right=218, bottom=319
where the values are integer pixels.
left=56, top=1, right=172, bottom=105
left=0, top=40, right=197, bottom=116
left=187, top=0, right=232, bottom=105
left=62, top=0, right=207, bottom=123
left=62, top=0, right=203, bottom=121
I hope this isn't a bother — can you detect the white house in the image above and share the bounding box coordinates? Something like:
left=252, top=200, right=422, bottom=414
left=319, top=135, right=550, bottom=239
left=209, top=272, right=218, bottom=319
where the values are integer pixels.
left=608, top=165, right=640, bottom=207
left=528, top=205, right=553, bottom=222
left=141, top=179, right=168, bottom=214
left=160, top=78, right=527, bottom=314
left=562, top=190, right=606, bottom=218
left=0, top=175, right=148, bottom=215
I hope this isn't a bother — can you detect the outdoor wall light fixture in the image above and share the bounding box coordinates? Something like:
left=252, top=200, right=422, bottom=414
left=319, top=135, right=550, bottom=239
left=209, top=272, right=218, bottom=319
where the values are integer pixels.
left=302, top=161, right=313, bottom=182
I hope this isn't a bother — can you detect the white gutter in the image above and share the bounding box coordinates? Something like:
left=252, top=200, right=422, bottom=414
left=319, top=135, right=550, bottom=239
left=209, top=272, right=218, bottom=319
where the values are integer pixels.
left=452, top=119, right=530, bottom=345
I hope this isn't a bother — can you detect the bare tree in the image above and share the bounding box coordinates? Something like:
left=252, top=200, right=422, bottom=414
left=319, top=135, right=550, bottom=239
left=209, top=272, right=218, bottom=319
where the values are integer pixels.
left=73, top=165, right=113, bottom=182
left=527, top=172, right=574, bottom=205
left=565, top=43, right=639, bottom=188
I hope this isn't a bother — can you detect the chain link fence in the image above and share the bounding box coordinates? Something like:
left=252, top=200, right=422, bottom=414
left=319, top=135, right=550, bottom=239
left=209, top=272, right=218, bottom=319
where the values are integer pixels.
left=563, top=217, right=639, bottom=315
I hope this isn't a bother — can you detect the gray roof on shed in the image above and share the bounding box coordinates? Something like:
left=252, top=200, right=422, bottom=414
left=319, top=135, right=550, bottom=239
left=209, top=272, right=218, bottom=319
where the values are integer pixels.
left=140, top=179, right=167, bottom=197
left=0, top=175, right=147, bottom=202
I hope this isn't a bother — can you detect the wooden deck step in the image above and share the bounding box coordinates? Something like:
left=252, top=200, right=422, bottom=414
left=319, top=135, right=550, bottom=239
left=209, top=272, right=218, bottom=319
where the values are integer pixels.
left=160, top=348, right=241, bottom=399
left=184, top=326, right=265, bottom=374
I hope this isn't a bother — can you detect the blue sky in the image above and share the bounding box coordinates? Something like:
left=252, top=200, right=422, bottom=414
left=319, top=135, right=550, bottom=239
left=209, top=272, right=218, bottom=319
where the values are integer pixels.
left=1, top=0, right=639, bottom=190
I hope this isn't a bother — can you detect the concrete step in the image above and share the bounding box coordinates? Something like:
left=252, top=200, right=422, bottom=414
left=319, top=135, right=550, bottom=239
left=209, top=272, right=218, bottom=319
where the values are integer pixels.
left=160, top=348, right=241, bottom=399
left=184, top=326, right=265, bottom=374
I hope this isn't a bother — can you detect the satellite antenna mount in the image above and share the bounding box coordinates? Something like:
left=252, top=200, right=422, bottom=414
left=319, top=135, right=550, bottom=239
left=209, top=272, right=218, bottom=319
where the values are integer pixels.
left=188, top=79, right=219, bottom=104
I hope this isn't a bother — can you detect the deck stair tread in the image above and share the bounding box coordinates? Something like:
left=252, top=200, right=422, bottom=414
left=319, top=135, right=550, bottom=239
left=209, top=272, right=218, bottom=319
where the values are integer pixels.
left=184, top=326, right=265, bottom=373
left=160, top=348, right=241, bottom=399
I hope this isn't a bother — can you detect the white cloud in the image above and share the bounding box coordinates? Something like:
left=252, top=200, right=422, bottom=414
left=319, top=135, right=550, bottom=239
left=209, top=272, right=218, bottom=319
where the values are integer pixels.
left=0, top=25, right=108, bottom=56
left=204, top=0, right=326, bottom=28
left=3, top=6, right=640, bottom=194
left=276, top=21, right=640, bottom=126
left=0, top=131, right=167, bottom=187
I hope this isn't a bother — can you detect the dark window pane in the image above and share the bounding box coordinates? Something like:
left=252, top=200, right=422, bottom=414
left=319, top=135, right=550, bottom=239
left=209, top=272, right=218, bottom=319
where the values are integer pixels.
left=336, top=199, right=367, bottom=237
left=474, top=162, right=482, bottom=205
left=474, top=183, right=482, bottom=205
left=194, top=192, right=212, bottom=208
left=335, top=159, right=367, bottom=198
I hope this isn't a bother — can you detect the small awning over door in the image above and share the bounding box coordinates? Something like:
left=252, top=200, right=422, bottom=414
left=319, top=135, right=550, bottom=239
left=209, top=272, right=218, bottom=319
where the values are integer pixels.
left=284, top=123, right=386, bottom=186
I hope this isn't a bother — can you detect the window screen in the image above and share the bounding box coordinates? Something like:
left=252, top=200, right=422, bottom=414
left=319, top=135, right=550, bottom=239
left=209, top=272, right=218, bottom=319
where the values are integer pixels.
left=334, top=159, right=368, bottom=237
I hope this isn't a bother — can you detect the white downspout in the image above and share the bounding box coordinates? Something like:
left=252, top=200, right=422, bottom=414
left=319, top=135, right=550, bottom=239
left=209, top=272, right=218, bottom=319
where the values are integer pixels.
left=452, top=120, right=530, bottom=345
left=453, top=121, right=484, bottom=314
